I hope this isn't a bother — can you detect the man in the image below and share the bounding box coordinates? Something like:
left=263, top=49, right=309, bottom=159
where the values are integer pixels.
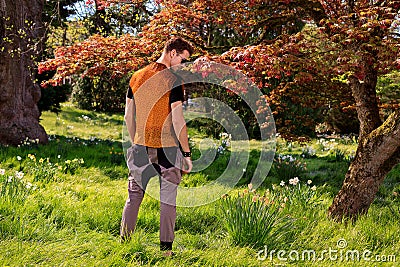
left=121, top=36, right=193, bottom=256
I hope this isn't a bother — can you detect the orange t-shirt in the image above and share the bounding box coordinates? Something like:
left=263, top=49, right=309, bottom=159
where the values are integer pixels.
left=129, top=62, right=179, bottom=148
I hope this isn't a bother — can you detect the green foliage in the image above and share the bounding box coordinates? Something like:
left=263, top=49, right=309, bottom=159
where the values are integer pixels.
left=189, top=84, right=261, bottom=139
left=377, top=70, right=400, bottom=117
left=187, top=117, right=222, bottom=139
left=36, top=65, right=72, bottom=114
left=269, top=93, right=324, bottom=138
left=180, top=173, right=208, bottom=187
left=71, top=74, right=129, bottom=112
left=38, top=82, right=71, bottom=114
left=70, top=77, right=94, bottom=111
left=324, top=107, right=359, bottom=135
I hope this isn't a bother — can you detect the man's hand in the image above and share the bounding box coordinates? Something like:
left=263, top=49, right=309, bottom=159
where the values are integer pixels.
left=182, top=157, right=192, bottom=174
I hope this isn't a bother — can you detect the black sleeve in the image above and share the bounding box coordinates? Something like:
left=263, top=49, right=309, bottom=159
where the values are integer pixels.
left=169, top=76, right=184, bottom=104
left=126, top=87, right=133, bottom=99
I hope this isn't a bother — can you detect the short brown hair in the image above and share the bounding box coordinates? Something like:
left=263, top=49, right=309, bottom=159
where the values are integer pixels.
left=164, top=36, right=194, bottom=56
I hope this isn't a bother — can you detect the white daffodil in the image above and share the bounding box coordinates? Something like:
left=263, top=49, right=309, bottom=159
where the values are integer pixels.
left=289, top=177, right=300, bottom=186
left=15, top=171, right=24, bottom=179
left=26, top=182, right=32, bottom=189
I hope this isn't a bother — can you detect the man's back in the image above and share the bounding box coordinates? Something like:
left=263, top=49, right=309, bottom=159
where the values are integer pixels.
left=129, top=62, right=178, bottom=148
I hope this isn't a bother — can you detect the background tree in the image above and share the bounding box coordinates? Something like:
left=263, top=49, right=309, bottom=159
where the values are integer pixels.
left=377, top=70, right=400, bottom=118
left=38, top=0, right=86, bottom=114
left=318, top=0, right=400, bottom=220
left=0, top=0, right=48, bottom=145
left=221, top=0, right=400, bottom=220
left=39, top=0, right=157, bottom=112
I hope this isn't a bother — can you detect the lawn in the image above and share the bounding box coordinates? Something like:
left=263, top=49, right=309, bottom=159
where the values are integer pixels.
left=0, top=103, right=399, bottom=266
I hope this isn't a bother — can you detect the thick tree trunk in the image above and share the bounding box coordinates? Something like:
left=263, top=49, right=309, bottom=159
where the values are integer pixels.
left=328, top=110, right=400, bottom=220
left=0, top=0, right=47, bottom=146
left=328, top=65, right=400, bottom=220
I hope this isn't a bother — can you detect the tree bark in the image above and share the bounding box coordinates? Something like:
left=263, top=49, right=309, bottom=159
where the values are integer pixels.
left=0, top=0, right=47, bottom=146
left=328, top=63, right=400, bottom=221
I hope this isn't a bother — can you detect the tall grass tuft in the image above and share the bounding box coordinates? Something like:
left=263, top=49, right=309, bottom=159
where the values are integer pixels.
left=388, top=191, right=400, bottom=220
left=220, top=185, right=294, bottom=249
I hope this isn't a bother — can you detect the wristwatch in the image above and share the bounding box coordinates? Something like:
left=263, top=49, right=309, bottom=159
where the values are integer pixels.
left=182, top=151, right=192, bottom=158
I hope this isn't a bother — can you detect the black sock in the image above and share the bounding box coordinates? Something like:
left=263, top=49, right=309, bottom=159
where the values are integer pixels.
left=160, top=241, right=173, bottom=251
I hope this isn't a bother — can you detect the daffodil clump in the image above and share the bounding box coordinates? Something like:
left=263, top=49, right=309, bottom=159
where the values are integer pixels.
left=0, top=168, right=35, bottom=203
left=276, top=177, right=320, bottom=209
left=26, top=154, right=58, bottom=182
left=63, top=158, right=85, bottom=175
left=14, top=154, right=85, bottom=183
left=217, top=132, right=231, bottom=155
left=1, top=153, right=86, bottom=201
left=109, top=147, right=124, bottom=164
left=301, top=145, right=317, bottom=158
left=272, top=154, right=307, bottom=181
left=220, top=179, right=323, bottom=248
left=220, top=184, right=294, bottom=248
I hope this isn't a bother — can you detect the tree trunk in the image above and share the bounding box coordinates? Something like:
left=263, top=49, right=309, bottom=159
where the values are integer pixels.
left=328, top=110, right=400, bottom=220
left=348, top=66, right=382, bottom=141
left=328, top=64, right=400, bottom=220
left=0, top=0, right=47, bottom=146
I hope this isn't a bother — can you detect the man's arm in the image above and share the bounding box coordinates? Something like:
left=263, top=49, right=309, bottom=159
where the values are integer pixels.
left=124, top=97, right=136, bottom=144
left=171, top=101, right=192, bottom=173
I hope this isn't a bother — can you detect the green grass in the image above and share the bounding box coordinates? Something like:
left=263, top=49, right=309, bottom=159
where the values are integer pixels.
left=0, top=103, right=399, bottom=266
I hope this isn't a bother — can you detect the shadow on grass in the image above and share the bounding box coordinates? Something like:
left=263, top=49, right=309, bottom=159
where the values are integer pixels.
left=301, top=157, right=399, bottom=199
left=182, top=148, right=351, bottom=192
left=59, top=106, right=124, bottom=126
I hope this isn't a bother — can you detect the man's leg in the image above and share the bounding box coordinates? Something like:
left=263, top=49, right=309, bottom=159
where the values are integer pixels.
left=121, top=145, right=159, bottom=240
left=159, top=165, right=182, bottom=252
left=120, top=178, right=144, bottom=239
